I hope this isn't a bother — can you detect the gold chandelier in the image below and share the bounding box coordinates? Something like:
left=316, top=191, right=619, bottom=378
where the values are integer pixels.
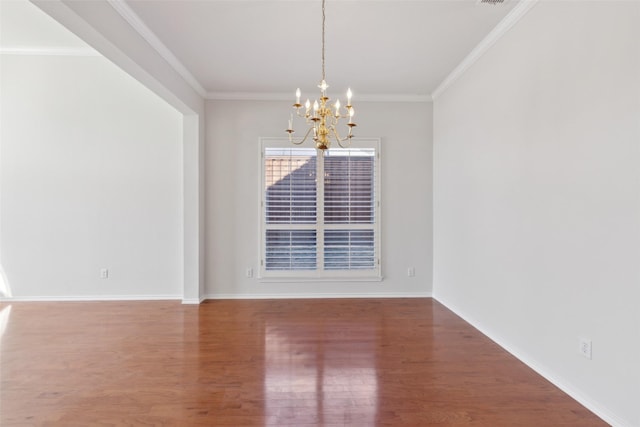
left=286, top=0, right=356, bottom=151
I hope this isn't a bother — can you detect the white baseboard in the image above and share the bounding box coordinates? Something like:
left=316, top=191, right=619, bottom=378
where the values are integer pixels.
left=181, top=297, right=206, bottom=305
left=204, top=292, right=432, bottom=300
left=0, top=293, right=432, bottom=303
left=434, top=294, right=628, bottom=427
left=1, top=294, right=182, bottom=302
left=0, top=292, right=432, bottom=304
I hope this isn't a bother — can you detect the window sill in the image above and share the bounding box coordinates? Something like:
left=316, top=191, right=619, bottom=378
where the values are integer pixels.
left=258, top=275, right=383, bottom=283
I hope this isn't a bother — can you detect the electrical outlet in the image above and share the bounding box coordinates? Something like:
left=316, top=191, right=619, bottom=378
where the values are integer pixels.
left=407, top=267, right=415, bottom=277
left=246, top=267, right=253, bottom=278
left=100, top=268, right=109, bottom=279
left=579, top=338, right=592, bottom=359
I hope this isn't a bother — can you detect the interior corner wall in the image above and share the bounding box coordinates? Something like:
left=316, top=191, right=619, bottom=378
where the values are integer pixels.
left=433, top=2, right=640, bottom=426
left=0, top=54, right=183, bottom=300
left=205, top=100, right=432, bottom=298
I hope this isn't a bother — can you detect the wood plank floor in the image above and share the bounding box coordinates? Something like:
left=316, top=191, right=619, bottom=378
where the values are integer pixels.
left=1, top=298, right=607, bottom=426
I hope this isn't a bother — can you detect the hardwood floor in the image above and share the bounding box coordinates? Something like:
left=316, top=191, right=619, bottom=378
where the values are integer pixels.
left=1, top=298, right=606, bottom=426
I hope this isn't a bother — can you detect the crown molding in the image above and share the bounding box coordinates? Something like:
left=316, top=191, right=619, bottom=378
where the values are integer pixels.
left=356, top=93, right=432, bottom=103
left=207, top=92, right=295, bottom=101
left=431, top=0, right=538, bottom=100
left=0, top=46, right=100, bottom=56
left=207, top=91, right=432, bottom=102
left=107, top=0, right=207, bottom=98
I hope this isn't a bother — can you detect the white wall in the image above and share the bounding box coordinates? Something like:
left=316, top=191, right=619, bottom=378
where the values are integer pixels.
left=206, top=100, right=432, bottom=298
left=31, top=0, right=208, bottom=303
left=433, top=2, right=639, bottom=426
left=1, top=54, right=183, bottom=299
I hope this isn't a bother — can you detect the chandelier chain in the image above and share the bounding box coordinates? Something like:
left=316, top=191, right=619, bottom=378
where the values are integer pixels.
left=321, top=0, right=326, bottom=82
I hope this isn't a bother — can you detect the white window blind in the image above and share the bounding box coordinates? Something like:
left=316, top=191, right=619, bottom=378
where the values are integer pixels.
left=261, top=138, right=380, bottom=280
left=324, top=149, right=375, bottom=225
left=264, top=148, right=317, bottom=225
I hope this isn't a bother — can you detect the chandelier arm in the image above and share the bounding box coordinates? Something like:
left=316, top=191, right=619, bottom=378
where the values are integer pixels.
left=330, top=125, right=354, bottom=148
left=338, top=140, right=351, bottom=149
left=289, top=126, right=315, bottom=146
left=337, top=134, right=353, bottom=149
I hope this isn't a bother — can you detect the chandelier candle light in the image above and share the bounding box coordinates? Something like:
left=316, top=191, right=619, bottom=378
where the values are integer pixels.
left=286, top=0, right=356, bottom=151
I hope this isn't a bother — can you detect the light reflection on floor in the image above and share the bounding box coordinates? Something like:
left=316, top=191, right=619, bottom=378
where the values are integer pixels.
left=264, top=321, right=378, bottom=425
left=0, top=305, right=11, bottom=339
left=0, top=265, right=12, bottom=299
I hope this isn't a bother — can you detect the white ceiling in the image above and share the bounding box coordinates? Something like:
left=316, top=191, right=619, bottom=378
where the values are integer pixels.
left=1, top=0, right=521, bottom=100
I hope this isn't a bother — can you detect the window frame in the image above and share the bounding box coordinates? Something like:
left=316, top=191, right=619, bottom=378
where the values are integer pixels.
left=259, top=137, right=382, bottom=281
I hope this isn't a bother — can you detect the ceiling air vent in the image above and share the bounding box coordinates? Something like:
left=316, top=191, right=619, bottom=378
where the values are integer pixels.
left=478, top=0, right=507, bottom=4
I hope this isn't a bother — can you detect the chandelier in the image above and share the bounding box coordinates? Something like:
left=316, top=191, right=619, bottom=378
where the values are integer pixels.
left=286, top=0, right=356, bottom=151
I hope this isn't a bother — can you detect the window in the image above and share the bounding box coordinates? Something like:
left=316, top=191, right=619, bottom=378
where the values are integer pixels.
left=260, top=138, right=381, bottom=280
